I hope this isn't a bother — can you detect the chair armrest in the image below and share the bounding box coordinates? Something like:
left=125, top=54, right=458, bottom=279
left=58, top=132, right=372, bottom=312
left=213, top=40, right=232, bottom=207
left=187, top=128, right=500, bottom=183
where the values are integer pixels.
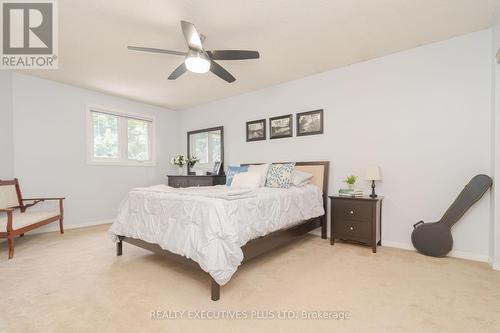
left=21, top=198, right=65, bottom=212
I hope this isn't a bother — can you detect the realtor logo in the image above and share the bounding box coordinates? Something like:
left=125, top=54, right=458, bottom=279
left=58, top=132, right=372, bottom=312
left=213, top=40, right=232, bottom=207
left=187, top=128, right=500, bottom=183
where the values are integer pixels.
left=1, top=0, right=58, bottom=69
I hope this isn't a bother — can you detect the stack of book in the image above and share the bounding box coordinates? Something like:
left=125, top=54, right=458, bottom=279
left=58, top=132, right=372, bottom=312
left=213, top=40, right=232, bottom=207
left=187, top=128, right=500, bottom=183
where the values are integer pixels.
left=338, top=188, right=364, bottom=197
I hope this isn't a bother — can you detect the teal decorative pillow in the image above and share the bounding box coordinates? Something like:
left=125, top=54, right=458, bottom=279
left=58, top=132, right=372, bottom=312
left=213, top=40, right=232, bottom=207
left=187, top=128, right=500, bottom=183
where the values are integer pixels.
left=265, top=163, right=295, bottom=188
left=226, top=165, right=249, bottom=186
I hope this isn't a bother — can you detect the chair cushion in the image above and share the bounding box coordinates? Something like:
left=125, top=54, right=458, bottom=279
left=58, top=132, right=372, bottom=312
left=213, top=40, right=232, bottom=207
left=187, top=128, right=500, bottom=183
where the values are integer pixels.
left=0, top=210, right=60, bottom=231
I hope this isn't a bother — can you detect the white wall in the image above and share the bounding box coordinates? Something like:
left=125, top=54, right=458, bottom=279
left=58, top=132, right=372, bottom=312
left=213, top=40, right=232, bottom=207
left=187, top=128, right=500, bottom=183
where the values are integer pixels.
left=11, top=74, right=180, bottom=230
left=180, top=30, right=493, bottom=260
left=0, top=72, right=14, bottom=179
left=491, top=13, right=500, bottom=269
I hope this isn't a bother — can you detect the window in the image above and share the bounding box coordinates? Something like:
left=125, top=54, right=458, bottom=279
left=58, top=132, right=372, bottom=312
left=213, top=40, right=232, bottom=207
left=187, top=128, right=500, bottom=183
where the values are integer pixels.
left=87, top=107, right=154, bottom=166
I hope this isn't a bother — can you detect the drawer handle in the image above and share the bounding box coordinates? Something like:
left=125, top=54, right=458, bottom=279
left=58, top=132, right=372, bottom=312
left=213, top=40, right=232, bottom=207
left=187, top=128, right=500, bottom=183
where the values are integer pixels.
left=349, top=226, right=354, bottom=231
left=349, top=210, right=354, bottom=215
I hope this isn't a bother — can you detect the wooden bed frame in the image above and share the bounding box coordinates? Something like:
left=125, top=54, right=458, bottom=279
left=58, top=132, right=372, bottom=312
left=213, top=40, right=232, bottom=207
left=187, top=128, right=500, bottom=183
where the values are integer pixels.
left=116, top=161, right=329, bottom=301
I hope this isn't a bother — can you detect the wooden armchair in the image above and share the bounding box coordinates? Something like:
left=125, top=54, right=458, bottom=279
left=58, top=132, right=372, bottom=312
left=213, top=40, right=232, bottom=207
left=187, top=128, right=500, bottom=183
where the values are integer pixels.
left=0, top=179, right=65, bottom=259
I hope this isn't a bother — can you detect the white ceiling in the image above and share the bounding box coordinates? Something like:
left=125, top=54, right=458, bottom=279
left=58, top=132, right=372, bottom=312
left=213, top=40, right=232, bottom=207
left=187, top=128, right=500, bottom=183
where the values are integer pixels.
left=24, top=0, right=500, bottom=110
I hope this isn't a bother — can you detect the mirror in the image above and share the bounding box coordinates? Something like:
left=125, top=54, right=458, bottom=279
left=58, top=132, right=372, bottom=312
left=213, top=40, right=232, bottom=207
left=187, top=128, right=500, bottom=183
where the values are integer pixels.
left=187, top=126, right=224, bottom=175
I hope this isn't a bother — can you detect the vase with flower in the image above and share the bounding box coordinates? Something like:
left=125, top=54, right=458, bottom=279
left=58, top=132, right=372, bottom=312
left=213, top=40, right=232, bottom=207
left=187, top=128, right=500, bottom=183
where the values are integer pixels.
left=171, top=154, right=187, bottom=175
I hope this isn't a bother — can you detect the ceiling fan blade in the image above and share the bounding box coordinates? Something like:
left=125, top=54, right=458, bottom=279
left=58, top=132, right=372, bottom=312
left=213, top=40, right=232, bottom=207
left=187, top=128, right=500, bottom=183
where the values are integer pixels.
left=180, top=20, right=203, bottom=50
left=168, top=63, right=187, bottom=80
left=208, top=50, right=260, bottom=60
left=210, top=60, right=236, bottom=83
left=128, top=46, right=186, bottom=56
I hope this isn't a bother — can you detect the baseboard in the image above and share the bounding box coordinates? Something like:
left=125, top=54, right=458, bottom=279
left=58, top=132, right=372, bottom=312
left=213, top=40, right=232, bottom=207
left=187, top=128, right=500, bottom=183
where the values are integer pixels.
left=0, top=220, right=113, bottom=237
left=0, top=219, right=112, bottom=243
left=489, top=257, right=500, bottom=270
left=382, top=240, right=490, bottom=263
left=6, top=221, right=496, bottom=267
left=25, top=219, right=112, bottom=235
left=381, top=241, right=414, bottom=251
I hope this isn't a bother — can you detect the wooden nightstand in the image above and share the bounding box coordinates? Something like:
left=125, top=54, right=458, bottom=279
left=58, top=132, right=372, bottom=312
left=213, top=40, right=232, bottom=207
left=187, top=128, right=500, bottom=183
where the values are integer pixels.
left=329, top=195, right=383, bottom=253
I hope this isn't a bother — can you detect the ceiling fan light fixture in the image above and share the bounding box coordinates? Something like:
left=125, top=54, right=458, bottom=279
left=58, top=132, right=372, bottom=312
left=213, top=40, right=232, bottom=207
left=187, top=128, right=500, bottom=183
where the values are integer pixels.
left=185, top=51, right=211, bottom=73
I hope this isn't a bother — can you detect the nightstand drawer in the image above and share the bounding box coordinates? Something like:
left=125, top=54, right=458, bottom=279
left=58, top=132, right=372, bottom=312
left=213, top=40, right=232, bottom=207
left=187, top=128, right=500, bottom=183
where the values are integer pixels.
left=334, top=200, right=373, bottom=222
left=334, top=220, right=371, bottom=240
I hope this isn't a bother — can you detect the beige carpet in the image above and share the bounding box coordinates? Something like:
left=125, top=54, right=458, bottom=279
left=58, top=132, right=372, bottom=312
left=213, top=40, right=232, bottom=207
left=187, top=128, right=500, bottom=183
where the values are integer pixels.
left=1, top=224, right=500, bottom=333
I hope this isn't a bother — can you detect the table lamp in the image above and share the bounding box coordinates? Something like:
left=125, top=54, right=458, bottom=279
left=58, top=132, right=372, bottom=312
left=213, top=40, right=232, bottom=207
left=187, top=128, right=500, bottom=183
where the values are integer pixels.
left=365, top=165, right=382, bottom=198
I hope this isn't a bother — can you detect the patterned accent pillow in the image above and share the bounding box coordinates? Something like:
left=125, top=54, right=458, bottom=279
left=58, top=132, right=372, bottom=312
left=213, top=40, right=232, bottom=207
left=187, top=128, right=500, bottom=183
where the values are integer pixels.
left=265, top=163, right=296, bottom=188
left=226, top=165, right=249, bottom=186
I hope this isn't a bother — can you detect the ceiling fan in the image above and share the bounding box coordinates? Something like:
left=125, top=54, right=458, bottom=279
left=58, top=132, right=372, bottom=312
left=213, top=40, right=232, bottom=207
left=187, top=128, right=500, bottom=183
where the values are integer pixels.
left=128, top=20, right=260, bottom=83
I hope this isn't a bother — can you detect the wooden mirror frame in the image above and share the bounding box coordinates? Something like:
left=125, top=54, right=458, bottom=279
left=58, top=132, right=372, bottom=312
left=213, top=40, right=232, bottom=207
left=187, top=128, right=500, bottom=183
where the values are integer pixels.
left=187, top=126, right=224, bottom=175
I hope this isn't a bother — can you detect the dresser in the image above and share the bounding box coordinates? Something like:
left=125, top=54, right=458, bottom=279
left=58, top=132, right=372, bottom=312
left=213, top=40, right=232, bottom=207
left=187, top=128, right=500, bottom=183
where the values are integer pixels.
left=167, top=175, right=226, bottom=188
left=329, top=196, right=383, bottom=253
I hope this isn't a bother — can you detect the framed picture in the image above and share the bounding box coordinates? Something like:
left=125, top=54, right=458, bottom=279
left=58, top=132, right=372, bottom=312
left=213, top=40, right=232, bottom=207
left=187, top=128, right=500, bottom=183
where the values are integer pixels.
left=246, top=119, right=266, bottom=142
left=269, top=114, right=293, bottom=139
left=213, top=161, right=221, bottom=175
left=296, top=109, right=323, bottom=136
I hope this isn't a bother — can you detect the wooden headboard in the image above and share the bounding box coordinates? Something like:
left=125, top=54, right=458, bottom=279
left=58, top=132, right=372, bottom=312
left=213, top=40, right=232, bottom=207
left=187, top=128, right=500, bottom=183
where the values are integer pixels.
left=295, top=162, right=328, bottom=194
left=241, top=161, right=330, bottom=210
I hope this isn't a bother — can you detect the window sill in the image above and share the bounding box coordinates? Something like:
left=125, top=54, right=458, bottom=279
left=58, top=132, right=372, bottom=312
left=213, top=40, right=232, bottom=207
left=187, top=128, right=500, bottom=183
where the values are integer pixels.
left=87, top=160, right=156, bottom=167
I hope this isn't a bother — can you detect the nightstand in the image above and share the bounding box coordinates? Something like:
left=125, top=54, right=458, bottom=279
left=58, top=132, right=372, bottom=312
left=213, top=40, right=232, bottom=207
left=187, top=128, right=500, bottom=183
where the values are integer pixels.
left=329, top=195, right=383, bottom=253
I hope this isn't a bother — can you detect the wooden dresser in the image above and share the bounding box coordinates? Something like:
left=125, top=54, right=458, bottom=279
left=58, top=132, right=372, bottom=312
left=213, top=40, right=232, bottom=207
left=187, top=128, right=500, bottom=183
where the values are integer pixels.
left=167, top=175, right=226, bottom=188
left=329, top=195, right=383, bottom=253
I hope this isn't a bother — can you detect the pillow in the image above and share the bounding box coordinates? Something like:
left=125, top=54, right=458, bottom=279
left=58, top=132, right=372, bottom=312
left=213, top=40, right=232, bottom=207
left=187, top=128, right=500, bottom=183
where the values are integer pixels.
left=266, top=163, right=295, bottom=188
left=226, top=165, right=249, bottom=186
left=231, top=172, right=261, bottom=189
left=248, top=164, right=270, bottom=187
left=292, top=180, right=311, bottom=187
left=293, top=170, right=313, bottom=186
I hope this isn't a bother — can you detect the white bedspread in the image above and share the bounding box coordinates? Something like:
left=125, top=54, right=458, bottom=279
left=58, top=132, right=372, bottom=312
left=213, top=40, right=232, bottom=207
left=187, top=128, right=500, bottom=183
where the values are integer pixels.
left=108, top=184, right=324, bottom=285
left=133, top=184, right=256, bottom=200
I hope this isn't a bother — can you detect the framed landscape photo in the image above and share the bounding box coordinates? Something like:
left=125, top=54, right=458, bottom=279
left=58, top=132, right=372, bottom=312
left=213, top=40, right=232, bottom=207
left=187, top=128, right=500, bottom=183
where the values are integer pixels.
left=246, top=119, right=266, bottom=142
left=296, top=109, right=324, bottom=136
left=269, top=114, right=293, bottom=139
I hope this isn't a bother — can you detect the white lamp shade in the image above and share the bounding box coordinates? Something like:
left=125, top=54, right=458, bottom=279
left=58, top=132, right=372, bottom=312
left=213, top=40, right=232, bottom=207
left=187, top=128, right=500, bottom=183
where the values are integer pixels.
left=365, top=165, right=382, bottom=181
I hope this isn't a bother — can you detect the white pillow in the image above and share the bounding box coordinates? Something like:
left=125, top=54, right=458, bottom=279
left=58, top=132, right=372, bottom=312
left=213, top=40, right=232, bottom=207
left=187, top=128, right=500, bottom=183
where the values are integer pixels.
left=293, top=170, right=313, bottom=186
left=231, top=172, right=261, bottom=189
left=248, top=164, right=270, bottom=187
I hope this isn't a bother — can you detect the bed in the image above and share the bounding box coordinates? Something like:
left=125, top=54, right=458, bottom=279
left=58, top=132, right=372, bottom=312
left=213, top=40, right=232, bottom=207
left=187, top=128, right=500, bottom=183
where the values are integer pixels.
left=109, top=161, right=329, bottom=300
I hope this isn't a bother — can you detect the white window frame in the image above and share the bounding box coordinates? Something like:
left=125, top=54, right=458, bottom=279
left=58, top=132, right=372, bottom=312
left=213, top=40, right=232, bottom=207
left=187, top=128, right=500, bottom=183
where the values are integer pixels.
left=86, top=105, right=156, bottom=166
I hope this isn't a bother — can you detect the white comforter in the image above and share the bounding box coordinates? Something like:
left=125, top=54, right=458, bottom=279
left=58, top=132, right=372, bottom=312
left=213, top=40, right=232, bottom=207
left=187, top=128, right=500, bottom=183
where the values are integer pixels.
left=108, top=184, right=324, bottom=285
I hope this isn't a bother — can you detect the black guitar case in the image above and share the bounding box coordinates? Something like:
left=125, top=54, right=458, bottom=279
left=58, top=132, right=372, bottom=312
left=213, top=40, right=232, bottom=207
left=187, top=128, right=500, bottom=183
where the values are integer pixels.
left=411, top=174, right=493, bottom=257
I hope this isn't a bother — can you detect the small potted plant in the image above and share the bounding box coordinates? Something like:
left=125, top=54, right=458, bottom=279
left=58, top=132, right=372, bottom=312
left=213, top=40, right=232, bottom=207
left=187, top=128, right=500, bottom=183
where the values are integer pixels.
left=344, top=175, right=358, bottom=190
left=171, top=154, right=186, bottom=175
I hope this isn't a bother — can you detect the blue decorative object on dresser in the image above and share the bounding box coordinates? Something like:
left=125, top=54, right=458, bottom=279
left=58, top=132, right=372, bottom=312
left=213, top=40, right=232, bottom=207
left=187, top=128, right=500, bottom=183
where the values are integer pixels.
left=225, top=165, right=249, bottom=185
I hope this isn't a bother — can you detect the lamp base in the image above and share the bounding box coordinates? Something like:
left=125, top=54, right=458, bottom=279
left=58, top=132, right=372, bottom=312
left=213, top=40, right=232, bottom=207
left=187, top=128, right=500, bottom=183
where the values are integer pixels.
left=370, top=180, right=378, bottom=198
